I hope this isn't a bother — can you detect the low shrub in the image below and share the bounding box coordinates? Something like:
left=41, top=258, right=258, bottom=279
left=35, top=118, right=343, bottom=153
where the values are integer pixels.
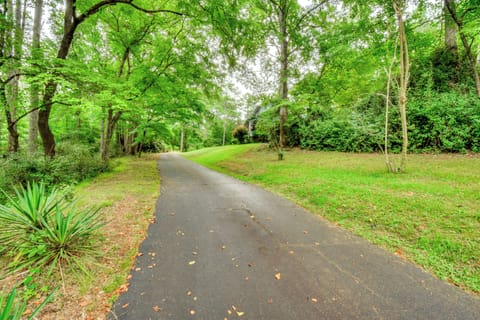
left=232, top=125, right=249, bottom=144
left=0, top=142, right=108, bottom=203
left=0, top=182, right=104, bottom=276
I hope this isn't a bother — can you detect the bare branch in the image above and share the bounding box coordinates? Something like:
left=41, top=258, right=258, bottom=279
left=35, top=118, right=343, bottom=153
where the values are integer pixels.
left=294, top=1, right=326, bottom=30
left=76, top=0, right=183, bottom=25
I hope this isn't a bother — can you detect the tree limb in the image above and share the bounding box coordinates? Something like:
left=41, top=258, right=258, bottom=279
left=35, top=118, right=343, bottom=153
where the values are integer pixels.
left=76, top=0, right=184, bottom=25
left=294, top=1, right=326, bottom=30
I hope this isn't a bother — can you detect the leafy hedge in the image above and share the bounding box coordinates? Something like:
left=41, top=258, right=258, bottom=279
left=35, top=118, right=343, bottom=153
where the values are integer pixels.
left=255, top=91, right=480, bottom=153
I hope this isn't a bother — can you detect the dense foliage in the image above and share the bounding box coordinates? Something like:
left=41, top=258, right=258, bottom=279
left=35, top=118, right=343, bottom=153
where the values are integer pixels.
left=249, top=0, right=480, bottom=155
left=1, top=0, right=479, bottom=182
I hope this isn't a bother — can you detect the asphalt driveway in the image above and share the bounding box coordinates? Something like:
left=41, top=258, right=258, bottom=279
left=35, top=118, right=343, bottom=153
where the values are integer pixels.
left=108, top=153, right=480, bottom=319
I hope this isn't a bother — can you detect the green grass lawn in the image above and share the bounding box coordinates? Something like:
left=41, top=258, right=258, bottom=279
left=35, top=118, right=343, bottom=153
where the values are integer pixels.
left=184, top=144, right=480, bottom=294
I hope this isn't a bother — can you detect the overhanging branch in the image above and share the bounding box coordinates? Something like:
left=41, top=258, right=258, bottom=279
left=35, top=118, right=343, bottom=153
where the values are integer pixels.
left=76, top=0, right=184, bottom=25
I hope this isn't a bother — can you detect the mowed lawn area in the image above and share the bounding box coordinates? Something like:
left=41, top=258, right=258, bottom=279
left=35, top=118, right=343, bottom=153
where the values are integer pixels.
left=184, top=144, right=480, bottom=294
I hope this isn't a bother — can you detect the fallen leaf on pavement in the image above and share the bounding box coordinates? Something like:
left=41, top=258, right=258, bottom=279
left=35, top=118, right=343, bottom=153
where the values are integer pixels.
left=275, top=273, right=281, bottom=280
left=190, top=310, right=196, bottom=315
left=189, top=260, right=196, bottom=265
left=122, top=303, right=129, bottom=309
left=311, top=298, right=318, bottom=303
left=187, top=291, right=192, bottom=296
left=237, top=311, right=245, bottom=316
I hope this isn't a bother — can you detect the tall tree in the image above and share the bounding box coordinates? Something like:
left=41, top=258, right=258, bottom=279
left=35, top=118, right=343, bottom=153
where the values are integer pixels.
left=394, top=0, right=410, bottom=172
left=37, top=0, right=183, bottom=158
left=2, top=0, right=26, bottom=153
left=253, top=0, right=325, bottom=157
left=29, top=0, right=44, bottom=154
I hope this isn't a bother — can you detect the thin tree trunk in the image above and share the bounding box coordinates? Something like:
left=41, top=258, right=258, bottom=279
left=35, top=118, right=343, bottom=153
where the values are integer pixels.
left=1, top=82, right=19, bottom=153
left=459, top=31, right=480, bottom=97
left=29, top=0, right=43, bottom=154
left=278, top=0, right=288, bottom=153
left=100, top=106, right=106, bottom=156
left=222, top=121, right=226, bottom=146
left=394, top=1, right=409, bottom=172
left=5, top=0, right=24, bottom=153
left=385, top=38, right=398, bottom=173
left=180, top=126, right=185, bottom=152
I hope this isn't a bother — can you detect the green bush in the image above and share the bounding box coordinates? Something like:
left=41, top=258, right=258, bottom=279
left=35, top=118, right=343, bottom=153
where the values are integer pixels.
left=409, top=92, right=480, bottom=152
left=0, top=143, right=108, bottom=203
left=287, top=91, right=479, bottom=154
left=0, top=182, right=104, bottom=276
left=232, top=125, right=249, bottom=144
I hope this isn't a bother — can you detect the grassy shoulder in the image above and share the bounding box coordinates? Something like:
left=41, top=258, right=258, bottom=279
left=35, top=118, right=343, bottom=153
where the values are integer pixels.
left=0, top=155, right=160, bottom=319
left=184, top=145, right=480, bottom=294
left=72, top=155, right=160, bottom=319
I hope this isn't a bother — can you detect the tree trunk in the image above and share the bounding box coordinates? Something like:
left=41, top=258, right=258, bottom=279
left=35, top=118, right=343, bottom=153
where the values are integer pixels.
left=278, top=0, right=289, bottom=152
left=1, top=82, right=19, bottom=153
left=445, top=1, right=480, bottom=98
left=38, top=0, right=79, bottom=157
left=5, top=0, right=24, bottom=153
left=29, top=0, right=43, bottom=154
left=222, top=121, right=226, bottom=146
left=180, top=126, right=185, bottom=152
left=458, top=31, right=480, bottom=97
left=394, top=1, right=409, bottom=172
left=101, top=107, right=122, bottom=162
left=385, top=37, right=397, bottom=173
left=444, top=0, right=458, bottom=54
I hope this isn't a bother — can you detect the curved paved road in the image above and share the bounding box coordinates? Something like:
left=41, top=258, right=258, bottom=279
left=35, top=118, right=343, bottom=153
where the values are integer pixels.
left=108, top=153, right=480, bottom=319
